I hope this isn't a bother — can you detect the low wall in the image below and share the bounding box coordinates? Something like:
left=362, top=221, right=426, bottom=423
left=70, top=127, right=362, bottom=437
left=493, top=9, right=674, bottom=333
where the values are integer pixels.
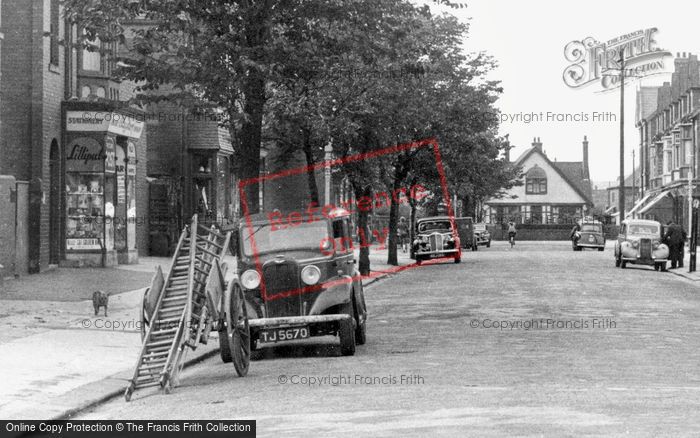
left=487, top=224, right=620, bottom=241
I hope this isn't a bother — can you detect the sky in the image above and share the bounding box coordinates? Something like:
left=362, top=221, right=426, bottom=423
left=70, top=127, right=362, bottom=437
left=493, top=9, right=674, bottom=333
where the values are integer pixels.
left=420, top=0, right=700, bottom=185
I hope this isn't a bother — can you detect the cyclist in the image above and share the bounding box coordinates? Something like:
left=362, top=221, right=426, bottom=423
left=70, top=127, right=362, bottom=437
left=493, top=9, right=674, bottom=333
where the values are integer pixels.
left=397, top=216, right=409, bottom=253
left=507, top=221, right=517, bottom=246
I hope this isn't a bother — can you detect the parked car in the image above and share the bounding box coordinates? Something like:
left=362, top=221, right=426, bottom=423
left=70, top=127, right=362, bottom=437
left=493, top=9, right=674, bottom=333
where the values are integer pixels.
left=454, top=217, right=475, bottom=250
left=572, top=219, right=605, bottom=251
left=614, top=219, right=669, bottom=271
left=473, top=223, right=491, bottom=249
left=235, top=208, right=367, bottom=356
left=411, top=216, right=461, bottom=264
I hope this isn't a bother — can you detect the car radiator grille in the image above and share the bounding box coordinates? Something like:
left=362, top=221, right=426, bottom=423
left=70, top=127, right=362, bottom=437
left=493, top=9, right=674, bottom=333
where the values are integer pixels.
left=639, top=238, right=652, bottom=258
left=262, top=262, right=301, bottom=318
left=429, top=234, right=444, bottom=251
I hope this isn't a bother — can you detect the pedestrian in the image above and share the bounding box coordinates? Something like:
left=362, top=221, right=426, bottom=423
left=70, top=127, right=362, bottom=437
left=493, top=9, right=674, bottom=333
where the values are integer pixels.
left=664, top=221, right=684, bottom=269
left=570, top=220, right=582, bottom=246
left=507, top=221, right=517, bottom=246
left=397, top=216, right=409, bottom=253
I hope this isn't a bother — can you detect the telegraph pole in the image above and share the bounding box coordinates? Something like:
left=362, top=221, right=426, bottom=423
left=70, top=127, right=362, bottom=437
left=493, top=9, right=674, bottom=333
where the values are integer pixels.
left=618, top=49, right=626, bottom=224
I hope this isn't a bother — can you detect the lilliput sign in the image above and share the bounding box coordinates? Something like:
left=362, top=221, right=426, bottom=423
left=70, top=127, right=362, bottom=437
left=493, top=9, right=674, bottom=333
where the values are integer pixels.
left=563, top=28, right=672, bottom=92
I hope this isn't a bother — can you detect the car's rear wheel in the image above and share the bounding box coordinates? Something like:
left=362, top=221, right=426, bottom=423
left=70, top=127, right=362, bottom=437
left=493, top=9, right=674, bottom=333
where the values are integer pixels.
left=353, top=294, right=367, bottom=346
left=339, top=302, right=356, bottom=356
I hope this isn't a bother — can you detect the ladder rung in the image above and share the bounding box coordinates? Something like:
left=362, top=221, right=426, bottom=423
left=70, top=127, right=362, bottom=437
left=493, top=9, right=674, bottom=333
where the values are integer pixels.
left=195, top=257, right=212, bottom=266
left=147, top=339, right=174, bottom=347
left=142, top=352, right=169, bottom=360
left=134, top=381, right=162, bottom=389
left=156, top=317, right=181, bottom=324
left=139, top=362, right=167, bottom=371
left=151, top=328, right=178, bottom=336
left=162, top=295, right=187, bottom=302
left=166, top=286, right=188, bottom=293
left=194, top=266, right=209, bottom=275
left=196, top=245, right=220, bottom=257
left=200, top=239, right=224, bottom=250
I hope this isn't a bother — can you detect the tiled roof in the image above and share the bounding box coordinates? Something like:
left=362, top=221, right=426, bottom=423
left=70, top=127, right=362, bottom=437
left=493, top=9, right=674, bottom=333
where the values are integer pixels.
left=553, top=161, right=592, bottom=201
left=187, top=118, right=233, bottom=154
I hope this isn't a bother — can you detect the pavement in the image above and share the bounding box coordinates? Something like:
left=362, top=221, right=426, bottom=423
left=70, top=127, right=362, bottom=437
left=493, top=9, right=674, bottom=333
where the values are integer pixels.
left=0, top=245, right=410, bottom=420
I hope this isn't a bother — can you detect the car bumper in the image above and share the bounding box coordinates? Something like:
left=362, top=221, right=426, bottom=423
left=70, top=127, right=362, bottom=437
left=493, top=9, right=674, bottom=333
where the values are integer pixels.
left=249, top=314, right=351, bottom=329
left=577, top=243, right=604, bottom=248
left=415, top=249, right=459, bottom=256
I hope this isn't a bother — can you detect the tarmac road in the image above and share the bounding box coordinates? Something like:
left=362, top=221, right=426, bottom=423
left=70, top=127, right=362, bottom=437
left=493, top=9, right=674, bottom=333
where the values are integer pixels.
left=76, top=241, right=700, bottom=437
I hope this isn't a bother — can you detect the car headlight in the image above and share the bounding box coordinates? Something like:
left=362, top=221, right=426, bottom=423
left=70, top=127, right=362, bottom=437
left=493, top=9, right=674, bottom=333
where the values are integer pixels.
left=241, top=269, right=261, bottom=290
left=301, top=265, right=321, bottom=285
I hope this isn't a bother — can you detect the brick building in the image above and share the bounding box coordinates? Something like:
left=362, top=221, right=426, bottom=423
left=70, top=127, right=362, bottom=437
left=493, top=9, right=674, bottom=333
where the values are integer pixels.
left=633, top=53, right=700, bottom=232
left=0, top=1, right=148, bottom=275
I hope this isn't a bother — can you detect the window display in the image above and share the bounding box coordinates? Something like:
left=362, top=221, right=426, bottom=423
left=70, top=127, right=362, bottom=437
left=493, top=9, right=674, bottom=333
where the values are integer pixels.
left=66, top=172, right=104, bottom=250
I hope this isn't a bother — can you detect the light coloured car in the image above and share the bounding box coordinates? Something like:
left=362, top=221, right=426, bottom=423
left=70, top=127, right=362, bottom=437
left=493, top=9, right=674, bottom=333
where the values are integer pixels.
left=614, top=219, right=669, bottom=271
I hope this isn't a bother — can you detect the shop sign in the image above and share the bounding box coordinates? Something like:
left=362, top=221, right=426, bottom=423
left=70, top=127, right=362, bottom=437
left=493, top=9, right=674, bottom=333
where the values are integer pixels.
left=66, top=111, right=144, bottom=139
left=66, top=137, right=105, bottom=172
left=66, top=238, right=101, bottom=250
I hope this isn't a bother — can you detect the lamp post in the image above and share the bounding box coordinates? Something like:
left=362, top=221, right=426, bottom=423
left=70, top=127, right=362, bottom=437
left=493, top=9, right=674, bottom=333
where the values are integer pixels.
left=618, top=49, right=626, bottom=225
left=324, top=142, right=333, bottom=206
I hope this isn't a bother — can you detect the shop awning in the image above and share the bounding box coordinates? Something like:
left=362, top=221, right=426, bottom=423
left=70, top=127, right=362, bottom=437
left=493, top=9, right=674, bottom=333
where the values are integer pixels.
left=638, top=190, right=672, bottom=214
left=626, top=193, right=652, bottom=218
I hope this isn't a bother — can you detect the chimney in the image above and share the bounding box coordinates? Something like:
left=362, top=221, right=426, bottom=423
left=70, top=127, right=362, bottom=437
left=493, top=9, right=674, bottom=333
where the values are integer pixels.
left=582, top=135, right=590, bottom=179
left=532, top=136, right=542, bottom=151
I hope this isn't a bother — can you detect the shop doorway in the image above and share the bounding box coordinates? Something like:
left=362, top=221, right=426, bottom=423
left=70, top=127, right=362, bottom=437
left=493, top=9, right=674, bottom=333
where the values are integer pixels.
left=49, top=139, right=61, bottom=264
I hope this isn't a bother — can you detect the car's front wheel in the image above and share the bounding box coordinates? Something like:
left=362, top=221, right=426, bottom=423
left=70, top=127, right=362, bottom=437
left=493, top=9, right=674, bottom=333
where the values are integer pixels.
left=486, top=241, right=491, bottom=248
left=454, top=253, right=461, bottom=264
left=620, top=260, right=627, bottom=269
left=339, top=303, right=356, bottom=356
left=656, top=262, right=667, bottom=272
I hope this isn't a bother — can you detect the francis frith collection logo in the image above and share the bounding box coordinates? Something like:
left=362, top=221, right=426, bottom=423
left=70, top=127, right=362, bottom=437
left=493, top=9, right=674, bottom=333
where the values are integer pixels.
left=563, top=28, right=672, bottom=91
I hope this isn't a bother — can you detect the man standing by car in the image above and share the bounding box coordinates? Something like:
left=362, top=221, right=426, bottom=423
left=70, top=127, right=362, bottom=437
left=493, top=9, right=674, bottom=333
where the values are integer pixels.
left=664, top=221, right=685, bottom=269
left=570, top=220, right=582, bottom=246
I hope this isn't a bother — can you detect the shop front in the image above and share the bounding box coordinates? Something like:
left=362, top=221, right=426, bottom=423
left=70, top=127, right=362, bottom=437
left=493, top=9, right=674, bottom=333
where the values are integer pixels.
left=63, top=105, right=144, bottom=267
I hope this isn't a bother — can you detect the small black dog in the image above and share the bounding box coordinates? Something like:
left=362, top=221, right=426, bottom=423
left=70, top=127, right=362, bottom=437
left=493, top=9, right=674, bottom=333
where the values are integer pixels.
left=92, top=290, right=109, bottom=317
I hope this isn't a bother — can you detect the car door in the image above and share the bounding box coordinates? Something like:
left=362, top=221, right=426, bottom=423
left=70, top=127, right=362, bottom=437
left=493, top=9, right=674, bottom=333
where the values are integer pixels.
left=331, top=217, right=354, bottom=278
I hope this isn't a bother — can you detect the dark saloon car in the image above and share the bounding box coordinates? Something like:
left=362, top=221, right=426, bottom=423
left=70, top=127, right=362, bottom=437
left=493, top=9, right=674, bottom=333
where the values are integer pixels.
left=236, top=208, right=367, bottom=356
left=572, top=219, right=605, bottom=251
left=411, top=216, right=461, bottom=264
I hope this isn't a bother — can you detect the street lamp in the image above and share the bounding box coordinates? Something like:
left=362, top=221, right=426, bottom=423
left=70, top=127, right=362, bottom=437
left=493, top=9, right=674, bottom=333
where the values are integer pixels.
left=618, top=49, right=626, bottom=225
left=324, top=142, right=333, bottom=206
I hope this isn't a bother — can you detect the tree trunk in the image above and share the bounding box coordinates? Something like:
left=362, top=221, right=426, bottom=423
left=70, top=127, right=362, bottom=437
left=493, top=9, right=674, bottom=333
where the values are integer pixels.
left=237, top=73, right=266, bottom=216
left=355, top=184, right=372, bottom=275
left=302, top=130, right=320, bottom=205
left=387, top=158, right=409, bottom=266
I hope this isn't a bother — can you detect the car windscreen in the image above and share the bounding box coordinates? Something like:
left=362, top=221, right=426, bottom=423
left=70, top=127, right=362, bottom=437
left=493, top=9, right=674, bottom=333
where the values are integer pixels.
left=241, top=221, right=329, bottom=256
left=628, top=224, right=659, bottom=235
left=418, top=221, right=451, bottom=233
left=581, top=224, right=602, bottom=232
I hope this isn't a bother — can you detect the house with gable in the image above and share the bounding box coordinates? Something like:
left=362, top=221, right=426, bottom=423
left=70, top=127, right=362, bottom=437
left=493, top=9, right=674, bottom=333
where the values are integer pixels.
left=483, top=136, right=593, bottom=225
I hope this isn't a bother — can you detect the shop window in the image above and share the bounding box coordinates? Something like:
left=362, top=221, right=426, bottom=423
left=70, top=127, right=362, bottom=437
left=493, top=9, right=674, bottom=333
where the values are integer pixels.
left=95, top=87, right=106, bottom=98
left=525, top=165, right=547, bottom=194
left=81, top=86, right=92, bottom=99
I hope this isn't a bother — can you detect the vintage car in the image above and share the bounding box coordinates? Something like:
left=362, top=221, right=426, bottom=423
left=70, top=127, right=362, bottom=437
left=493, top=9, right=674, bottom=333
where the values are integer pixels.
left=235, top=208, right=367, bottom=356
left=572, top=219, right=605, bottom=251
left=411, top=216, right=461, bottom=264
left=473, top=223, right=491, bottom=249
left=614, top=219, right=669, bottom=271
